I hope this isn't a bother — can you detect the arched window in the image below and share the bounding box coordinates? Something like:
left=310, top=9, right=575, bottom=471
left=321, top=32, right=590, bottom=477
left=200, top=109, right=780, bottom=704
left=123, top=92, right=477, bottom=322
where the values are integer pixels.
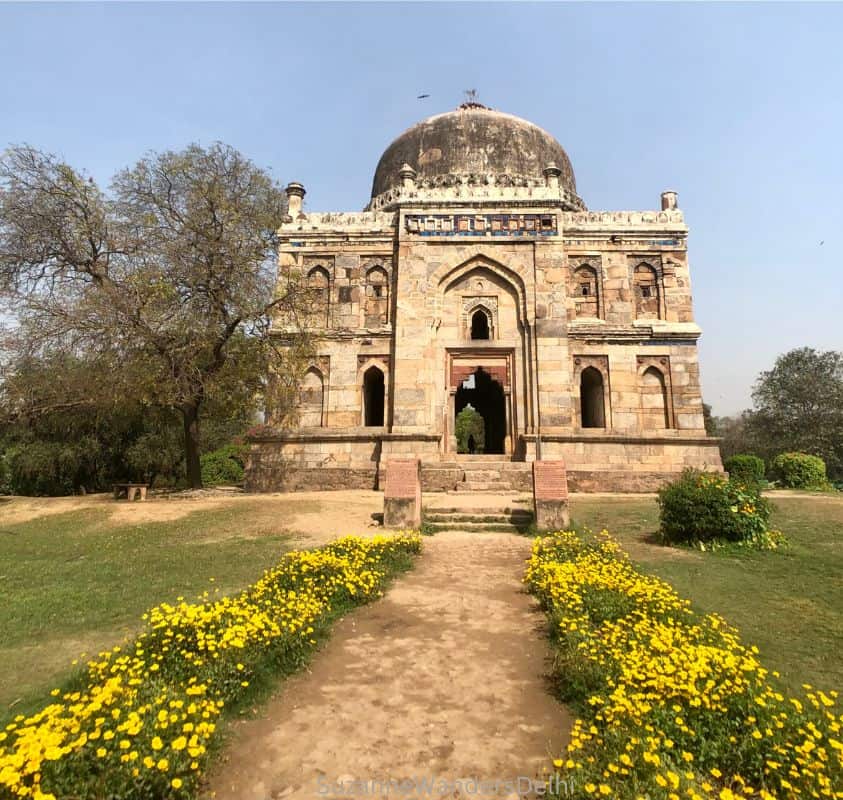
left=640, top=366, right=670, bottom=429
left=298, top=367, right=324, bottom=427
left=364, top=266, right=389, bottom=326
left=363, top=366, right=385, bottom=427
left=470, top=308, right=491, bottom=340
left=580, top=367, right=606, bottom=428
left=572, top=265, right=600, bottom=318
left=306, top=266, right=330, bottom=326
left=634, top=263, right=661, bottom=319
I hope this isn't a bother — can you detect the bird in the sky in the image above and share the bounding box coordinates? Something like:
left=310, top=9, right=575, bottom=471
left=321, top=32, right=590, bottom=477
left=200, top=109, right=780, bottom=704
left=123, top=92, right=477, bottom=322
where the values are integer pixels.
left=417, top=94, right=430, bottom=99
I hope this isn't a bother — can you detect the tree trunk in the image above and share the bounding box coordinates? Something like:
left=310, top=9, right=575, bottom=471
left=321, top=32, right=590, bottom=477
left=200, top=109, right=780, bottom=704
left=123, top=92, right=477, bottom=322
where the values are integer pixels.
left=182, top=401, right=203, bottom=489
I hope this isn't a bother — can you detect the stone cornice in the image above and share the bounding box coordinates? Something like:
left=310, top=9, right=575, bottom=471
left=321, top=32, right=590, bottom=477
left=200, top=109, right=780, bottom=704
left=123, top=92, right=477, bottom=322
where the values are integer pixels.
left=567, top=320, right=701, bottom=343
left=269, top=328, right=393, bottom=340
left=247, top=430, right=441, bottom=444
left=522, top=432, right=717, bottom=445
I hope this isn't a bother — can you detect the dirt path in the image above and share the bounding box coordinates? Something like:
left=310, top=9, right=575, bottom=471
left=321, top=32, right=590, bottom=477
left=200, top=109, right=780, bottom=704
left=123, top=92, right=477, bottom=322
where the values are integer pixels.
left=205, top=531, right=571, bottom=799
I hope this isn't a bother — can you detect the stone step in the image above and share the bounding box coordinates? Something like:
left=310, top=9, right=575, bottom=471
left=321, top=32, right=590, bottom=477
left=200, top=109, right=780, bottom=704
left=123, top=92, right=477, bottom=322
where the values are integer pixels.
left=425, top=512, right=533, bottom=524
left=456, top=482, right=514, bottom=492
left=425, top=506, right=530, bottom=515
left=424, top=521, right=533, bottom=533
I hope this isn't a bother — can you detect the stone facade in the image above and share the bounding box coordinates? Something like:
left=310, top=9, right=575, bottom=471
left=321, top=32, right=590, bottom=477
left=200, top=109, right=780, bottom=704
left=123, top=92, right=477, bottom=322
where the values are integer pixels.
left=245, top=106, right=722, bottom=493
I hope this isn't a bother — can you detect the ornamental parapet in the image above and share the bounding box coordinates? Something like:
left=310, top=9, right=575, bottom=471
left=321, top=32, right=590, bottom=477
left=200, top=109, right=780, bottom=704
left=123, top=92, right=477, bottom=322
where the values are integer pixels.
left=561, top=209, right=686, bottom=229
left=278, top=211, right=398, bottom=235
left=366, top=178, right=585, bottom=212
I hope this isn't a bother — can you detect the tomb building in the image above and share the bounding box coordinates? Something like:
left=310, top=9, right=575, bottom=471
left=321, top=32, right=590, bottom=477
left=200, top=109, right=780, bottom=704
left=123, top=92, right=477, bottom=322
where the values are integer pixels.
left=246, top=103, right=722, bottom=492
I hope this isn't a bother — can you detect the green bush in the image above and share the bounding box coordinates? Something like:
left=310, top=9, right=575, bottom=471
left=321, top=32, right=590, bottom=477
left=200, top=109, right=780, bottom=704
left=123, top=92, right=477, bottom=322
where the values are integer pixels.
left=455, top=405, right=485, bottom=454
left=772, top=452, right=830, bottom=489
left=200, top=444, right=246, bottom=486
left=723, top=453, right=766, bottom=484
left=657, top=468, right=771, bottom=545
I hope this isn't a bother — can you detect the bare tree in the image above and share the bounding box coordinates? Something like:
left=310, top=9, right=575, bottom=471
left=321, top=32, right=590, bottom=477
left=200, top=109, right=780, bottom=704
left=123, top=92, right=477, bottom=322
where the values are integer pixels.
left=0, top=143, right=309, bottom=488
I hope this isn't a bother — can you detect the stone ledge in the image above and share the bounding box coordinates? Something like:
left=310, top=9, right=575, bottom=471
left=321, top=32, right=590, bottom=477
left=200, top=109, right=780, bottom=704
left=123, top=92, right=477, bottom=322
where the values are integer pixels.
left=524, top=433, right=719, bottom=446
left=247, top=431, right=442, bottom=444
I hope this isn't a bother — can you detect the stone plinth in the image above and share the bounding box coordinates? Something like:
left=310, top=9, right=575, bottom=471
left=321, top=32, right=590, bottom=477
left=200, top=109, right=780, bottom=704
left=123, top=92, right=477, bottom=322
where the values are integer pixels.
left=533, top=460, right=570, bottom=531
left=383, top=459, right=422, bottom=529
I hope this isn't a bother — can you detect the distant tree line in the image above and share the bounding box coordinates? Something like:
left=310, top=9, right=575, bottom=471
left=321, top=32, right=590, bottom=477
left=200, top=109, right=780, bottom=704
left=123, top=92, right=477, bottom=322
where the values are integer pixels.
left=710, top=347, right=843, bottom=482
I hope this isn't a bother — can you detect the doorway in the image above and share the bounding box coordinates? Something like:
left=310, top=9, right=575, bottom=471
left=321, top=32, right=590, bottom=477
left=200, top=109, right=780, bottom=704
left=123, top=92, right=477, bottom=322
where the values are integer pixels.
left=454, top=367, right=506, bottom=454
left=363, top=366, right=385, bottom=426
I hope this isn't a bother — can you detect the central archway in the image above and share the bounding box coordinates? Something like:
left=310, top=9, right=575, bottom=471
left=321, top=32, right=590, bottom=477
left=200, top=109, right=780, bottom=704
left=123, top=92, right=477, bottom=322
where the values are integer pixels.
left=454, top=368, right=506, bottom=454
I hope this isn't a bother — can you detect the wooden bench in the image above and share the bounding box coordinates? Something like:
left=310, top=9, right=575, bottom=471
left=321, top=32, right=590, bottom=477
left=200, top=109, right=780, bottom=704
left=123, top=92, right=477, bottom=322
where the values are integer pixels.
left=112, top=483, right=149, bottom=502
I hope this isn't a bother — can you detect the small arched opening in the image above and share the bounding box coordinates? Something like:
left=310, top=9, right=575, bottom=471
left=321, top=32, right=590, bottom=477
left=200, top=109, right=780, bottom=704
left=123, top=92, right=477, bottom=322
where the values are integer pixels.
left=470, top=308, right=491, bottom=340
left=634, top=263, right=661, bottom=319
left=640, top=366, right=670, bottom=429
left=298, top=367, right=324, bottom=427
left=573, top=265, right=600, bottom=318
left=364, top=266, right=389, bottom=325
left=363, top=366, right=385, bottom=427
left=306, top=266, right=331, bottom=325
left=580, top=367, right=606, bottom=428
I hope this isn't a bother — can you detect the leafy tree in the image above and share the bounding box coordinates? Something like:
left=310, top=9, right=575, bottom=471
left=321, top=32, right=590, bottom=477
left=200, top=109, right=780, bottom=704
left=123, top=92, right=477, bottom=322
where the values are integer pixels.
left=455, top=405, right=485, bottom=454
left=747, top=348, right=843, bottom=478
left=0, top=144, right=310, bottom=488
left=702, top=402, right=717, bottom=436
left=715, top=412, right=764, bottom=463
left=0, top=348, right=257, bottom=495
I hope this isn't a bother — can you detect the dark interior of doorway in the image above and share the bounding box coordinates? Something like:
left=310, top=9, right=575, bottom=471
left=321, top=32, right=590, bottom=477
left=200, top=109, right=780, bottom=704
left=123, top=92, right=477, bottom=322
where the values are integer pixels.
left=363, top=366, right=385, bottom=426
left=455, top=367, right=506, bottom=455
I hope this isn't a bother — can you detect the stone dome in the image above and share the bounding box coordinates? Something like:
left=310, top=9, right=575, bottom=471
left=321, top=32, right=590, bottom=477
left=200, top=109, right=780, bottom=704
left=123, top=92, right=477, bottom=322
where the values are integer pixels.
left=370, top=105, right=577, bottom=200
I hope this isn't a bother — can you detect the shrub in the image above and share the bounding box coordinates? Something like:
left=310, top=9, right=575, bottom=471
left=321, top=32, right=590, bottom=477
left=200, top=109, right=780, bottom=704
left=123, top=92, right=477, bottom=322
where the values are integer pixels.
left=657, top=468, right=771, bottom=545
left=200, top=444, right=246, bottom=486
left=723, top=453, right=765, bottom=484
left=772, top=451, right=830, bottom=489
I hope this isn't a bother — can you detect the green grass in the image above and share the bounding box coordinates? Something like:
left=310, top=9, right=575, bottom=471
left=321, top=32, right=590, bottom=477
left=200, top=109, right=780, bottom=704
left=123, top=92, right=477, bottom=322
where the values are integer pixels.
left=569, top=493, right=843, bottom=693
left=0, top=502, right=305, bottom=718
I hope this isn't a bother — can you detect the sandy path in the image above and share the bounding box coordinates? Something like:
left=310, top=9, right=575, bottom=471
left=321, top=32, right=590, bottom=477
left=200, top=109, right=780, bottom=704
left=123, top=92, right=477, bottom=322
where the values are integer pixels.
left=205, top=531, right=571, bottom=799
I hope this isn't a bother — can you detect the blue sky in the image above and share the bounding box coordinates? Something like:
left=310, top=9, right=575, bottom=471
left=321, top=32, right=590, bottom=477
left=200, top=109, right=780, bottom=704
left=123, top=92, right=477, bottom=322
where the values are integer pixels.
left=2, top=2, right=841, bottom=416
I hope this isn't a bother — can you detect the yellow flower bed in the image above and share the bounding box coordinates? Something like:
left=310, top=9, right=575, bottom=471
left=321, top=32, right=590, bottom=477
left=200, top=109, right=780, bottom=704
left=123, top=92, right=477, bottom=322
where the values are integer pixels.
left=0, top=533, right=421, bottom=800
left=525, top=531, right=842, bottom=799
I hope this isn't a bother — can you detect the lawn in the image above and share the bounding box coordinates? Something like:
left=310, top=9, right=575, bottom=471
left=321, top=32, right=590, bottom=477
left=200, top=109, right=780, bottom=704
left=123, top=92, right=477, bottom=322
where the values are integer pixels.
left=569, top=493, right=843, bottom=693
left=1, top=489, right=840, bottom=728
left=0, top=499, right=309, bottom=720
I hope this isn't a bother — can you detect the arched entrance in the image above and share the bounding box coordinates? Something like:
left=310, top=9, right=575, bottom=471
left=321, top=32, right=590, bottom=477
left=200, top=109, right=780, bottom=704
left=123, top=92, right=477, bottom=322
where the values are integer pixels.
left=363, top=366, right=385, bottom=426
left=454, top=367, right=506, bottom=454
left=580, top=367, right=606, bottom=428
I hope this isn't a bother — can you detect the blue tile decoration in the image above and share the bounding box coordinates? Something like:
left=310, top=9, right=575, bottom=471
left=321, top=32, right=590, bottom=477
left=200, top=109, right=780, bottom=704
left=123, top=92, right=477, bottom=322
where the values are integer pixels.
left=405, top=213, right=557, bottom=237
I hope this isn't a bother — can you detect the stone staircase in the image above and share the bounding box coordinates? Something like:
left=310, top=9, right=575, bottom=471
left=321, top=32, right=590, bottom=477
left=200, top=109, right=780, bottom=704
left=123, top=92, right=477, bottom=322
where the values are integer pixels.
left=421, top=457, right=532, bottom=492
left=422, top=504, right=534, bottom=533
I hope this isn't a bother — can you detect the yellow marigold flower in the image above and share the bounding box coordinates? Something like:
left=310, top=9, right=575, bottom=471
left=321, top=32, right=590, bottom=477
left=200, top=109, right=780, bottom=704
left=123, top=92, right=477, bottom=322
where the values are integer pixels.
left=172, top=778, right=183, bottom=789
left=157, top=757, right=169, bottom=771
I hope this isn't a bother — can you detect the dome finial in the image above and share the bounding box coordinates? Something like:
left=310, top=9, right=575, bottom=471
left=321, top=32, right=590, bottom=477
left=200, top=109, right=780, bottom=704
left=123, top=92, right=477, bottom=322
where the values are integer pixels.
left=459, top=88, right=488, bottom=111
